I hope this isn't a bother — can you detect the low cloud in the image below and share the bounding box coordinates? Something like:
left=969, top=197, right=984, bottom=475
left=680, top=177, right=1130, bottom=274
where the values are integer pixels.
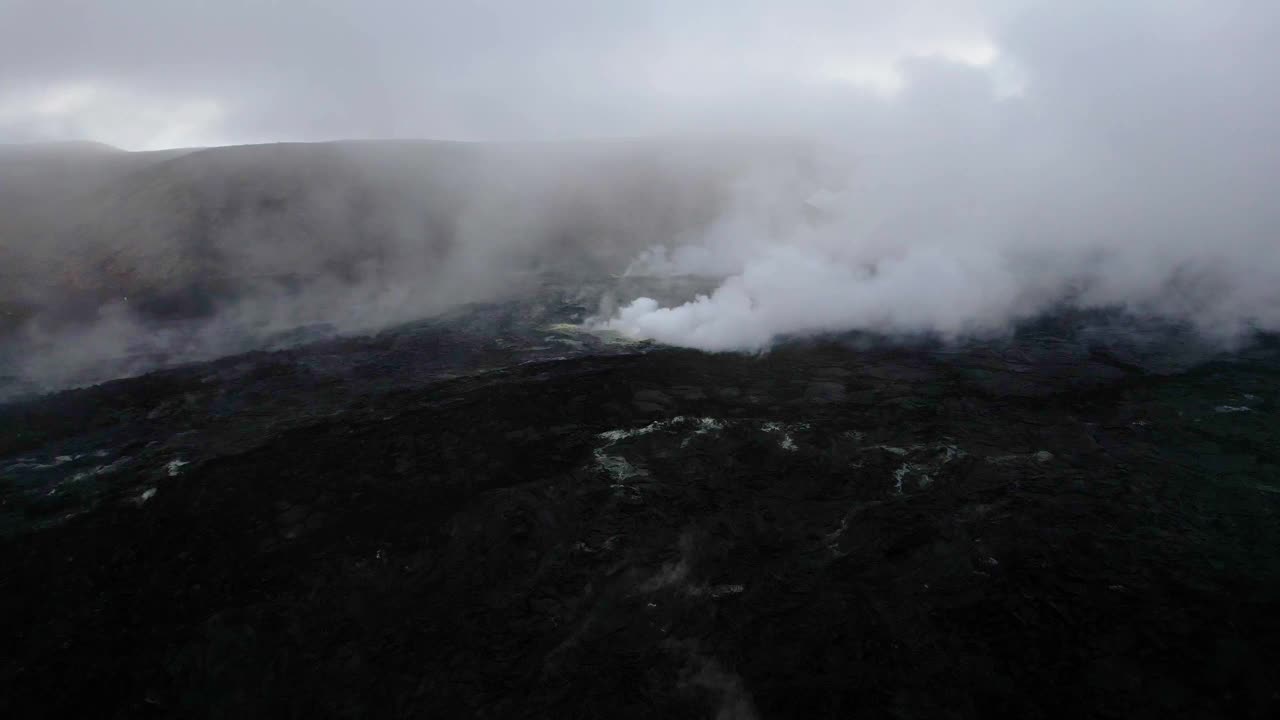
left=599, top=1, right=1280, bottom=350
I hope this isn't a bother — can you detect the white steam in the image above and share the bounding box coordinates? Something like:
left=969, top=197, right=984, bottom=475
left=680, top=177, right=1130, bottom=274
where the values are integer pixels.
left=598, top=1, right=1280, bottom=350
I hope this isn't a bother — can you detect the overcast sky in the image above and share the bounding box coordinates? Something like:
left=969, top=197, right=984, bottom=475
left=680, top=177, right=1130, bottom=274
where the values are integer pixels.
left=4, top=1, right=1276, bottom=152
left=0, top=0, right=1029, bottom=149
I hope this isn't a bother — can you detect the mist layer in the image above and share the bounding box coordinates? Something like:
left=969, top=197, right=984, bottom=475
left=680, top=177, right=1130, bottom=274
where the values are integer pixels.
left=600, top=1, right=1280, bottom=350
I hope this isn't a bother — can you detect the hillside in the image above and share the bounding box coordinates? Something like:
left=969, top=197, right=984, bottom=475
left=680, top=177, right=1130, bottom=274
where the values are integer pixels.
left=2, top=138, right=807, bottom=323
left=2, top=287, right=1277, bottom=718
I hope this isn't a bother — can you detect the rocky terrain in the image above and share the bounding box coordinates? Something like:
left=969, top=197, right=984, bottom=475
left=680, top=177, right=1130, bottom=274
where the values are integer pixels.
left=1, top=286, right=1277, bottom=718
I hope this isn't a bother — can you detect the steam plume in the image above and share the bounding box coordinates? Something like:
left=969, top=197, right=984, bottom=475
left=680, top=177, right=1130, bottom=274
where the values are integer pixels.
left=599, top=1, right=1280, bottom=349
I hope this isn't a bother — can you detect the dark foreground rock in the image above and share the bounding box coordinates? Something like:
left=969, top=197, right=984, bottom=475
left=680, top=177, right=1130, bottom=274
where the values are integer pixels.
left=1, top=309, right=1278, bottom=719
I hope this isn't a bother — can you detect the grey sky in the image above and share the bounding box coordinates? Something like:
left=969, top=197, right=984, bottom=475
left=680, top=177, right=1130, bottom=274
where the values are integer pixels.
left=0, top=0, right=1011, bottom=149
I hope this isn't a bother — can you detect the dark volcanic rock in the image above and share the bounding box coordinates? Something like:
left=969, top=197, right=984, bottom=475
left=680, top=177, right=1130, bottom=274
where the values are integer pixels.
left=804, top=380, right=846, bottom=403
left=1, top=306, right=1278, bottom=719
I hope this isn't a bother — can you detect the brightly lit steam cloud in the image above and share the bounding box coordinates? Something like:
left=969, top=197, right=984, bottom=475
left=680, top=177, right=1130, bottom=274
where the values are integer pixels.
left=599, top=1, right=1280, bottom=350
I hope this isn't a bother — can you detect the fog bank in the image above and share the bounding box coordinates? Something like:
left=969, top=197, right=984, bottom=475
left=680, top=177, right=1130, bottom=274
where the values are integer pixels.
left=599, top=1, right=1280, bottom=350
left=0, top=138, right=805, bottom=397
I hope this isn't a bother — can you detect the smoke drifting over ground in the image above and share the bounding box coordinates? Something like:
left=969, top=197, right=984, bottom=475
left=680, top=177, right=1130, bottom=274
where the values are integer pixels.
left=0, top=139, right=797, bottom=396
left=3, top=2, right=1280, bottom=395
left=599, top=1, right=1280, bottom=350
